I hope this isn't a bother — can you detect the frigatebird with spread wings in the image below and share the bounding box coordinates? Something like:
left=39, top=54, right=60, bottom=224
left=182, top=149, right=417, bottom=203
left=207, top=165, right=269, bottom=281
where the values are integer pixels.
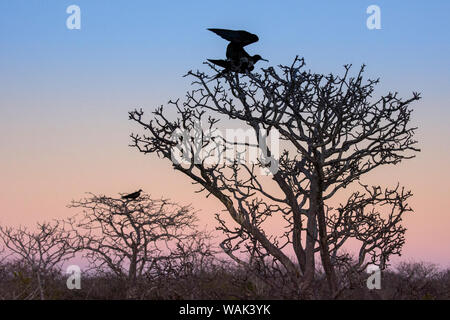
left=207, top=28, right=268, bottom=76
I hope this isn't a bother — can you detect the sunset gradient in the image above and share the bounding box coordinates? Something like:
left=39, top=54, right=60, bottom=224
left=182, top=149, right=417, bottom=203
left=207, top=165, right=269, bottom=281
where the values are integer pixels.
left=0, top=0, right=449, bottom=266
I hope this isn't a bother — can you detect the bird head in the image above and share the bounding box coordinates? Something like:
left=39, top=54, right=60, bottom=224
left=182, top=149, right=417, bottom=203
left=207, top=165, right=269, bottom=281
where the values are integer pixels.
left=252, top=55, right=268, bottom=63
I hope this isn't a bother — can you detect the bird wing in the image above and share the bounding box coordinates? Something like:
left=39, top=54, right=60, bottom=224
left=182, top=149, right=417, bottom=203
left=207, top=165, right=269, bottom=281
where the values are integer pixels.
left=226, top=42, right=251, bottom=61
left=207, top=59, right=230, bottom=69
left=208, top=28, right=259, bottom=46
left=122, top=191, right=136, bottom=199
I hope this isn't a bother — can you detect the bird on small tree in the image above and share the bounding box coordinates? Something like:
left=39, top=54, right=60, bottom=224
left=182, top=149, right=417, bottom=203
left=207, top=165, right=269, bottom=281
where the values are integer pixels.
left=207, top=28, right=268, bottom=77
left=121, top=189, right=143, bottom=200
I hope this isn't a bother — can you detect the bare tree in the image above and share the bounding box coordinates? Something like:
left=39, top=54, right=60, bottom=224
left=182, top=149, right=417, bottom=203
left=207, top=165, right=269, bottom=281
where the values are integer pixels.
left=0, top=221, right=78, bottom=300
left=67, top=193, right=212, bottom=298
left=128, top=56, right=421, bottom=297
left=391, top=262, right=442, bottom=299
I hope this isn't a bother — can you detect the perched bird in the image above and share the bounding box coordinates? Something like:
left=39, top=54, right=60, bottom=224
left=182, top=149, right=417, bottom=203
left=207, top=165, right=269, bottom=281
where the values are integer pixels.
left=207, top=56, right=265, bottom=73
left=208, top=28, right=268, bottom=75
left=122, top=189, right=143, bottom=200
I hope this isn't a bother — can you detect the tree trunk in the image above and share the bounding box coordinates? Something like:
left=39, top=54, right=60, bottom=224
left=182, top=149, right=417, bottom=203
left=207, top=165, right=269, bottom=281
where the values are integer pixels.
left=312, top=167, right=338, bottom=297
left=127, top=249, right=138, bottom=299
left=302, top=205, right=317, bottom=295
left=36, top=271, right=45, bottom=300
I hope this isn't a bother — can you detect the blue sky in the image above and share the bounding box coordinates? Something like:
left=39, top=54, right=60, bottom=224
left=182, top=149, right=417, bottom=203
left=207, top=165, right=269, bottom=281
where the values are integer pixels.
left=1, top=1, right=449, bottom=92
left=1, top=0, right=448, bottom=149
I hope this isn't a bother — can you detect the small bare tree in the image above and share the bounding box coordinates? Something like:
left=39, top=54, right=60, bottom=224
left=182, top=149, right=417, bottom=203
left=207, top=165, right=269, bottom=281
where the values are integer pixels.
left=129, top=56, right=421, bottom=297
left=392, top=262, right=442, bottom=299
left=67, top=192, right=212, bottom=297
left=0, top=221, right=78, bottom=300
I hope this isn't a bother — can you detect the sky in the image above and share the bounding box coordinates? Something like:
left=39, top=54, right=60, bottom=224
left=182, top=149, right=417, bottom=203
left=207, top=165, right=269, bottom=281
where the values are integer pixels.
left=0, top=0, right=449, bottom=267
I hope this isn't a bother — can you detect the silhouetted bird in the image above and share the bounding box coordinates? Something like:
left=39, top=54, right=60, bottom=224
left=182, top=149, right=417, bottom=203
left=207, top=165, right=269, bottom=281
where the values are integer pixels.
left=208, top=28, right=267, bottom=75
left=122, top=189, right=142, bottom=200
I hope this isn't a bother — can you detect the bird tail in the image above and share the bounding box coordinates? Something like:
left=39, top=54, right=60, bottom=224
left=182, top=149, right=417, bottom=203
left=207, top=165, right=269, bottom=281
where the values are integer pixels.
left=207, top=59, right=230, bottom=83
left=207, top=59, right=229, bottom=69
